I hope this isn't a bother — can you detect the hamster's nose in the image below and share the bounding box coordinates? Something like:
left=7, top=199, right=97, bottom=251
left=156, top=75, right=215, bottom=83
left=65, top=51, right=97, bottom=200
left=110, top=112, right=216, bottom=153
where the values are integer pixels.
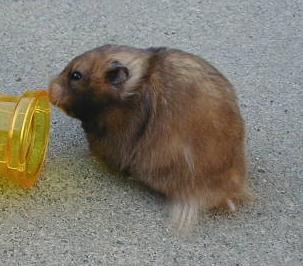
left=48, top=82, right=64, bottom=106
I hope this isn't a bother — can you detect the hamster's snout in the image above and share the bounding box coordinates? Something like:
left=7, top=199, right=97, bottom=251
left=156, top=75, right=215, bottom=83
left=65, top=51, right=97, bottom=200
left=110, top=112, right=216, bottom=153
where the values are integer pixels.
left=48, top=80, right=76, bottom=117
left=48, top=81, right=64, bottom=107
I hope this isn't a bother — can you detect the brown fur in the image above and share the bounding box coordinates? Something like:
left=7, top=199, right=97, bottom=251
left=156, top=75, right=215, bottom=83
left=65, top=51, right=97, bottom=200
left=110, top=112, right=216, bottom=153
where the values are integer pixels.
left=49, top=45, right=251, bottom=230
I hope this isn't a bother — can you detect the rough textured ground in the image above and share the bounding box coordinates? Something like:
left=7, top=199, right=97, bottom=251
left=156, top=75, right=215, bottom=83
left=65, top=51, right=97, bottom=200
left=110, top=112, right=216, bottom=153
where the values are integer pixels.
left=0, top=0, right=302, bottom=265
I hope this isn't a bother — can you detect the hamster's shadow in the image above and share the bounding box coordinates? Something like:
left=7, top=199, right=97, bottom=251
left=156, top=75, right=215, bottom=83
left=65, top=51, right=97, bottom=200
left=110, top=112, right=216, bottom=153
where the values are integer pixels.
left=43, top=146, right=166, bottom=211
left=90, top=154, right=166, bottom=204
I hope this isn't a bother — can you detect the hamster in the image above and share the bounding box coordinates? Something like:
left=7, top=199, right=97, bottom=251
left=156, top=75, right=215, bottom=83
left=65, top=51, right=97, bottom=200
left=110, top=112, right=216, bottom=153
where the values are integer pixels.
left=49, top=44, right=251, bottom=230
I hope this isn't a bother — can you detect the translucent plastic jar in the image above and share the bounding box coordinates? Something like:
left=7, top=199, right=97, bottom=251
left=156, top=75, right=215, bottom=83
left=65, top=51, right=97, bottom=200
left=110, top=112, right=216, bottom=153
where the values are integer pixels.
left=0, top=90, right=51, bottom=187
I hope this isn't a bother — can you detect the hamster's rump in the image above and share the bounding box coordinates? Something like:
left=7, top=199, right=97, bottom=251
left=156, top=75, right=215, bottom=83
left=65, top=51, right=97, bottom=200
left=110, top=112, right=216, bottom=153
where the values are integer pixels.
left=49, top=45, right=251, bottom=230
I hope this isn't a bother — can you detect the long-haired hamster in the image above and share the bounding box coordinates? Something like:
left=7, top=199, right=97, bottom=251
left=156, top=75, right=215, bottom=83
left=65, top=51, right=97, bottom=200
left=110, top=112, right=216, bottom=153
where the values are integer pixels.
left=49, top=44, right=251, bottom=230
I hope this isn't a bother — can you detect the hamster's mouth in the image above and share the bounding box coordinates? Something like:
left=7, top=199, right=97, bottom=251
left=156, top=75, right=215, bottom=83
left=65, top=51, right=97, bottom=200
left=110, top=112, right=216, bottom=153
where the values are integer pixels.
left=48, top=88, right=77, bottom=118
left=49, top=96, right=75, bottom=117
left=47, top=93, right=77, bottom=118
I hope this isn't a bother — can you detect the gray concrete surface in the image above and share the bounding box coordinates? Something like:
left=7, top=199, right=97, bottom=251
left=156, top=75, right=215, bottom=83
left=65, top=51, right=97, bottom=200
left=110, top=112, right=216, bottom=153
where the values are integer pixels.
left=0, top=0, right=302, bottom=265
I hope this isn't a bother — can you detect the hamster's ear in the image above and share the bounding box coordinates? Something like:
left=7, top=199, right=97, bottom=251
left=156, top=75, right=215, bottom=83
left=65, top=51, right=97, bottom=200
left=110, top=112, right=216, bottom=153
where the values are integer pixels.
left=105, top=61, right=129, bottom=86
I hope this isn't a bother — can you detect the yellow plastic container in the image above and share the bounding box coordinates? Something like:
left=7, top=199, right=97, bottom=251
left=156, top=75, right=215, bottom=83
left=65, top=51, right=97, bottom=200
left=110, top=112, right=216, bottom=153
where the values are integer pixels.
left=0, top=90, right=51, bottom=188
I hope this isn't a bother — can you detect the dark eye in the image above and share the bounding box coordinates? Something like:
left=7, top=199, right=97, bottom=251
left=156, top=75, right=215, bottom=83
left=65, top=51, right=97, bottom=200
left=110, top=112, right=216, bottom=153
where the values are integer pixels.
left=71, top=71, right=82, bottom=81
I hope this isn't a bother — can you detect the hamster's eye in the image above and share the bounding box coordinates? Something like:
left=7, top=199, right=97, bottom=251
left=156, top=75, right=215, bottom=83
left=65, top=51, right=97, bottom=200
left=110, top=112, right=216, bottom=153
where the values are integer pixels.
left=70, top=71, right=82, bottom=81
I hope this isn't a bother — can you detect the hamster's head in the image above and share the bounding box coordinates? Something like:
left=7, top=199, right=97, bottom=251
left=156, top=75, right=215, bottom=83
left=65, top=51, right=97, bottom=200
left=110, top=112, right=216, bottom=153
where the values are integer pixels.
left=48, top=45, right=149, bottom=121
